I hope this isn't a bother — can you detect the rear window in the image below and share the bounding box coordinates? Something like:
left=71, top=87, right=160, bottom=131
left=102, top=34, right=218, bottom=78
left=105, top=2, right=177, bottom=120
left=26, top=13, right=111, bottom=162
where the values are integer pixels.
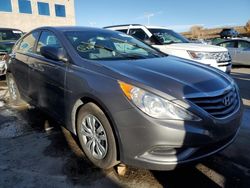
left=0, top=29, right=23, bottom=41
left=18, top=31, right=40, bottom=53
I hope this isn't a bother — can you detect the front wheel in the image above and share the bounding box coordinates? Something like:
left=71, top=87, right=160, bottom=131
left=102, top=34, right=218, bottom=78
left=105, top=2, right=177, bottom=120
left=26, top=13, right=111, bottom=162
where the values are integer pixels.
left=76, top=102, right=118, bottom=169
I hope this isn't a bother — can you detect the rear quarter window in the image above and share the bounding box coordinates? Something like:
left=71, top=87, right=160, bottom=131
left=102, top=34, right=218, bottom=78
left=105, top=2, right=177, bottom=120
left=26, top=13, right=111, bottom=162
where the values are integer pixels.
left=18, top=31, right=40, bottom=53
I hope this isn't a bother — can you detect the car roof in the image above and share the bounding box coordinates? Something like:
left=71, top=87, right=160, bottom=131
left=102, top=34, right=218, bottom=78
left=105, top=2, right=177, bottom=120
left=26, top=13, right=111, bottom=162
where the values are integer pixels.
left=31, top=26, right=120, bottom=34
left=217, top=38, right=250, bottom=44
left=104, top=24, right=143, bottom=28
left=145, top=26, right=169, bottom=29
left=0, top=28, right=23, bottom=32
left=104, top=24, right=171, bottom=30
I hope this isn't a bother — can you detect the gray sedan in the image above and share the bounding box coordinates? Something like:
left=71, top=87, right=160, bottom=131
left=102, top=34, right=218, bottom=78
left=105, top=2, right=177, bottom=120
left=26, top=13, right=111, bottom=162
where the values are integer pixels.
left=7, top=26, right=243, bottom=170
left=216, top=39, right=250, bottom=66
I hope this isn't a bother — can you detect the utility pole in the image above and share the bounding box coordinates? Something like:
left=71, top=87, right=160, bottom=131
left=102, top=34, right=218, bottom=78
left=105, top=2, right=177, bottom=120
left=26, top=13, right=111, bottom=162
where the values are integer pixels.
left=145, top=13, right=154, bottom=25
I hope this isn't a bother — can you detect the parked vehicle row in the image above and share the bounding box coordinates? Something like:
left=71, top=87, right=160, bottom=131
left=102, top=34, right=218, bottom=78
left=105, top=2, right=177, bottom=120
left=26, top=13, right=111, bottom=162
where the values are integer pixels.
left=7, top=26, right=243, bottom=170
left=105, top=24, right=232, bottom=73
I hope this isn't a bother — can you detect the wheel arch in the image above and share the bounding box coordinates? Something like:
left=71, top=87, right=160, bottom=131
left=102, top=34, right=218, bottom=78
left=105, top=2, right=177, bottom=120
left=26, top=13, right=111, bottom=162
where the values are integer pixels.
left=71, top=95, right=121, bottom=160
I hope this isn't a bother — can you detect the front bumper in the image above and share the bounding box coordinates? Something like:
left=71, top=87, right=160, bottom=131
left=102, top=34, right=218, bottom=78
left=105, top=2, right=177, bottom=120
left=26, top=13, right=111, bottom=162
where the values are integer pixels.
left=215, top=61, right=232, bottom=74
left=113, top=102, right=243, bottom=171
left=195, top=59, right=232, bottom=74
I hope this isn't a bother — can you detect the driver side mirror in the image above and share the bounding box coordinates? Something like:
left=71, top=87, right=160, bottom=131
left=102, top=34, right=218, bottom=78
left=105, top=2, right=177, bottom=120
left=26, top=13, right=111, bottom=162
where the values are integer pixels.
left=40, top=46, right=68, bottom=62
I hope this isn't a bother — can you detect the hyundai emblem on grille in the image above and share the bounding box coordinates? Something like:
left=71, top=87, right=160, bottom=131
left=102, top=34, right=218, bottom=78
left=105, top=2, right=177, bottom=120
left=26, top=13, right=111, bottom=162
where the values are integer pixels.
left=223, top=95, right=231, bottom=106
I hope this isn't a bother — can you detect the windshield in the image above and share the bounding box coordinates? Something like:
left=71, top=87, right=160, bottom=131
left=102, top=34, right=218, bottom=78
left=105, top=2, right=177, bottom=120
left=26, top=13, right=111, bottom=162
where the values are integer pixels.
left=64, top=30, right=165, bottom=60
left=0, top=43, right=14, bottom=54
left=149, top=29, right=189, bottom=44
left=0, top=29, right=23, bottom=41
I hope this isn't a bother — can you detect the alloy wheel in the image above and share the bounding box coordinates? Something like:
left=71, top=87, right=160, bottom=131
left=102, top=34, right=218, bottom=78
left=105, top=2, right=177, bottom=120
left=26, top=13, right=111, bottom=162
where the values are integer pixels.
left=80, top=114, right=108, bottom=159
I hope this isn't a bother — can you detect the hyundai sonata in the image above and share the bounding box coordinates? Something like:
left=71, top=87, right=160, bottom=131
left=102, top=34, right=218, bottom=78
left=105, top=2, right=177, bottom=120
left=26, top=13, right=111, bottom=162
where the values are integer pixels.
left=7, top=27, right=243, bottom=170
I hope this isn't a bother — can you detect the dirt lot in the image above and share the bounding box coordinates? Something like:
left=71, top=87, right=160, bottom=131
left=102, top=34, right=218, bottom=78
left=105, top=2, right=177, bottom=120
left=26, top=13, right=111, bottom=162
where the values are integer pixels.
left=0, top=67, right=250, bottom=188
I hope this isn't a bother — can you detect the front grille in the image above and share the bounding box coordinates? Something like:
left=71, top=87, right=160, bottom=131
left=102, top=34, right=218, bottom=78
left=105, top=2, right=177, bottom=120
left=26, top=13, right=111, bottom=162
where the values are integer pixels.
left=210, top=52, right=231, bottom=63
left=188, top=87, right=239, bottom=118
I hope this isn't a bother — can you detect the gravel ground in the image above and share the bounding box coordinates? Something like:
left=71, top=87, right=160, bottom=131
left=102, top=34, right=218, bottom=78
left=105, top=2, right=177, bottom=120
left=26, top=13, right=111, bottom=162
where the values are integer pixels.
left=0, top=67, right=250, bottom=188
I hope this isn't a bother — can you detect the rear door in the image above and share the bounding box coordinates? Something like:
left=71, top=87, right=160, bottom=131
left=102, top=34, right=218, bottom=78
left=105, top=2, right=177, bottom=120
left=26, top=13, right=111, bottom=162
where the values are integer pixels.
left=234, top=40, right=250, bottom=65
left=10, top=31, right=40, bottom=99
left=28, top=30, right=67, bottom=121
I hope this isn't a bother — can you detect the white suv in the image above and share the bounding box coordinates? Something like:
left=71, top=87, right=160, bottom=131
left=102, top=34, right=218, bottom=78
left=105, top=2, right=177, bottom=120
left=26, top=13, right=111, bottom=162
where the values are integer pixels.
left=105, top=24, right=232, bottom=73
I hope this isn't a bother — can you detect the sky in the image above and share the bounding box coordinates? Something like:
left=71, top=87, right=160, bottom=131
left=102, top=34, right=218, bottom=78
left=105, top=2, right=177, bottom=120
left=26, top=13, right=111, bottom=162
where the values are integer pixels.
left=75, top=0, right=250, bottom=32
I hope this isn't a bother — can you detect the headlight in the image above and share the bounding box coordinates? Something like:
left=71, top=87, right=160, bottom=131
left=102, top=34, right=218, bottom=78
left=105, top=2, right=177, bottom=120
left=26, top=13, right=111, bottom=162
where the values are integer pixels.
left=119, top=81, right=200, bottom=121
left=188, top=51, right=231, bottom=61
left=188, top=51, right=210, bottom=60
left=0, top=61, right=5, bottom=68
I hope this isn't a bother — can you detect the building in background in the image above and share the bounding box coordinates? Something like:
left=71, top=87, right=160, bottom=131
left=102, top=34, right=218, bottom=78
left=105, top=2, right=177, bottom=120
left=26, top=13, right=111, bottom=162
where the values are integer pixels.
left=0, top=0, right=75, bottom=32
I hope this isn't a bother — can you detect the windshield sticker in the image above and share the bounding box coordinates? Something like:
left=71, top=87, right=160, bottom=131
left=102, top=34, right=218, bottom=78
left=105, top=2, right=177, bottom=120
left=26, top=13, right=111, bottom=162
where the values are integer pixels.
left=77, top=44, right=93, bottom=52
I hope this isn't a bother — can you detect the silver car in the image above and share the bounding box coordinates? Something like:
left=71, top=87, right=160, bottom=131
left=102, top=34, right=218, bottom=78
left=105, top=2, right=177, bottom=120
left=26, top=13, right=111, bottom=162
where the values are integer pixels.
left=216, top=39, right=250, bottom=66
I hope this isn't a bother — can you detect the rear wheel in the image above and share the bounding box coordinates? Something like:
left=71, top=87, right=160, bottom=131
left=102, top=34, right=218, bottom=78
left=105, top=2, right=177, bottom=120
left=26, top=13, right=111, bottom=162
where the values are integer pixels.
left=76, top=102, right=118, bottom=169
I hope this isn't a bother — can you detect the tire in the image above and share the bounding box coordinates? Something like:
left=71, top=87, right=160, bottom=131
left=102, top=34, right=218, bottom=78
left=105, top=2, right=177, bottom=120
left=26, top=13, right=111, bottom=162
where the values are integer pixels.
left=76, top=102, right=118, bottom=169
left=6, top=73, right=21, bottom=104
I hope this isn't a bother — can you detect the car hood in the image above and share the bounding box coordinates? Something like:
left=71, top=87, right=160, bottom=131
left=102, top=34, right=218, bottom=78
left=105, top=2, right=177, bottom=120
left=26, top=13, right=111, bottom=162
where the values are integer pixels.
left=160, top=43, right=228, bottom=52
left=100, top=56, right=232, bottom=100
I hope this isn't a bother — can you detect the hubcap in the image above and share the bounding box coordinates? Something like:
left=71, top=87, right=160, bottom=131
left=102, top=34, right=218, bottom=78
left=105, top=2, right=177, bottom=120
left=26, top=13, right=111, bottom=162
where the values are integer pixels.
left=80, top=114, right=108, bottom=159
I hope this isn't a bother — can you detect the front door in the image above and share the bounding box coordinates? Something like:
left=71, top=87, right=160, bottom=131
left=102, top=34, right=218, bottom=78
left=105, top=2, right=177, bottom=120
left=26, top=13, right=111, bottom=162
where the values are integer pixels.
left=28, top=30, right=67, bottom=121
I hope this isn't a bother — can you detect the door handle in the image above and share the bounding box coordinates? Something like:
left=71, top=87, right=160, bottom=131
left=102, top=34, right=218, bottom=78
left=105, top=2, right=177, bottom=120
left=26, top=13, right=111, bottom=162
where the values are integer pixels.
left=29, top=63, right=44, bottom=72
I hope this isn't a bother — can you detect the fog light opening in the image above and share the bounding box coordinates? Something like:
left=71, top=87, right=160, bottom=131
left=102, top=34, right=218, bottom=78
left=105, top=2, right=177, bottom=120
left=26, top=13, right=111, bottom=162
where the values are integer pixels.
left=149, top=146, right=179, bottom=156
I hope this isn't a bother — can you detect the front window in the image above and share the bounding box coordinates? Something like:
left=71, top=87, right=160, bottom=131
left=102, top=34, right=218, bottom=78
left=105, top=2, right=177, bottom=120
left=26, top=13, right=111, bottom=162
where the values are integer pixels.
left=149, top=29, right=189, bottom=44
left=55, top=4, right=66, bottom=17
left=65, top=30, right=164, bottom=60
left=36, top=31, right=62, bottom=54
left=0, top=0, right=12, bottom=12
left=237, top=41, right=250, bottom=49
left=37, top=2, right=50, bottom=16
left=218, top=41, right=236, bottom=48
left=18, top=0, right=32, bottom=14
